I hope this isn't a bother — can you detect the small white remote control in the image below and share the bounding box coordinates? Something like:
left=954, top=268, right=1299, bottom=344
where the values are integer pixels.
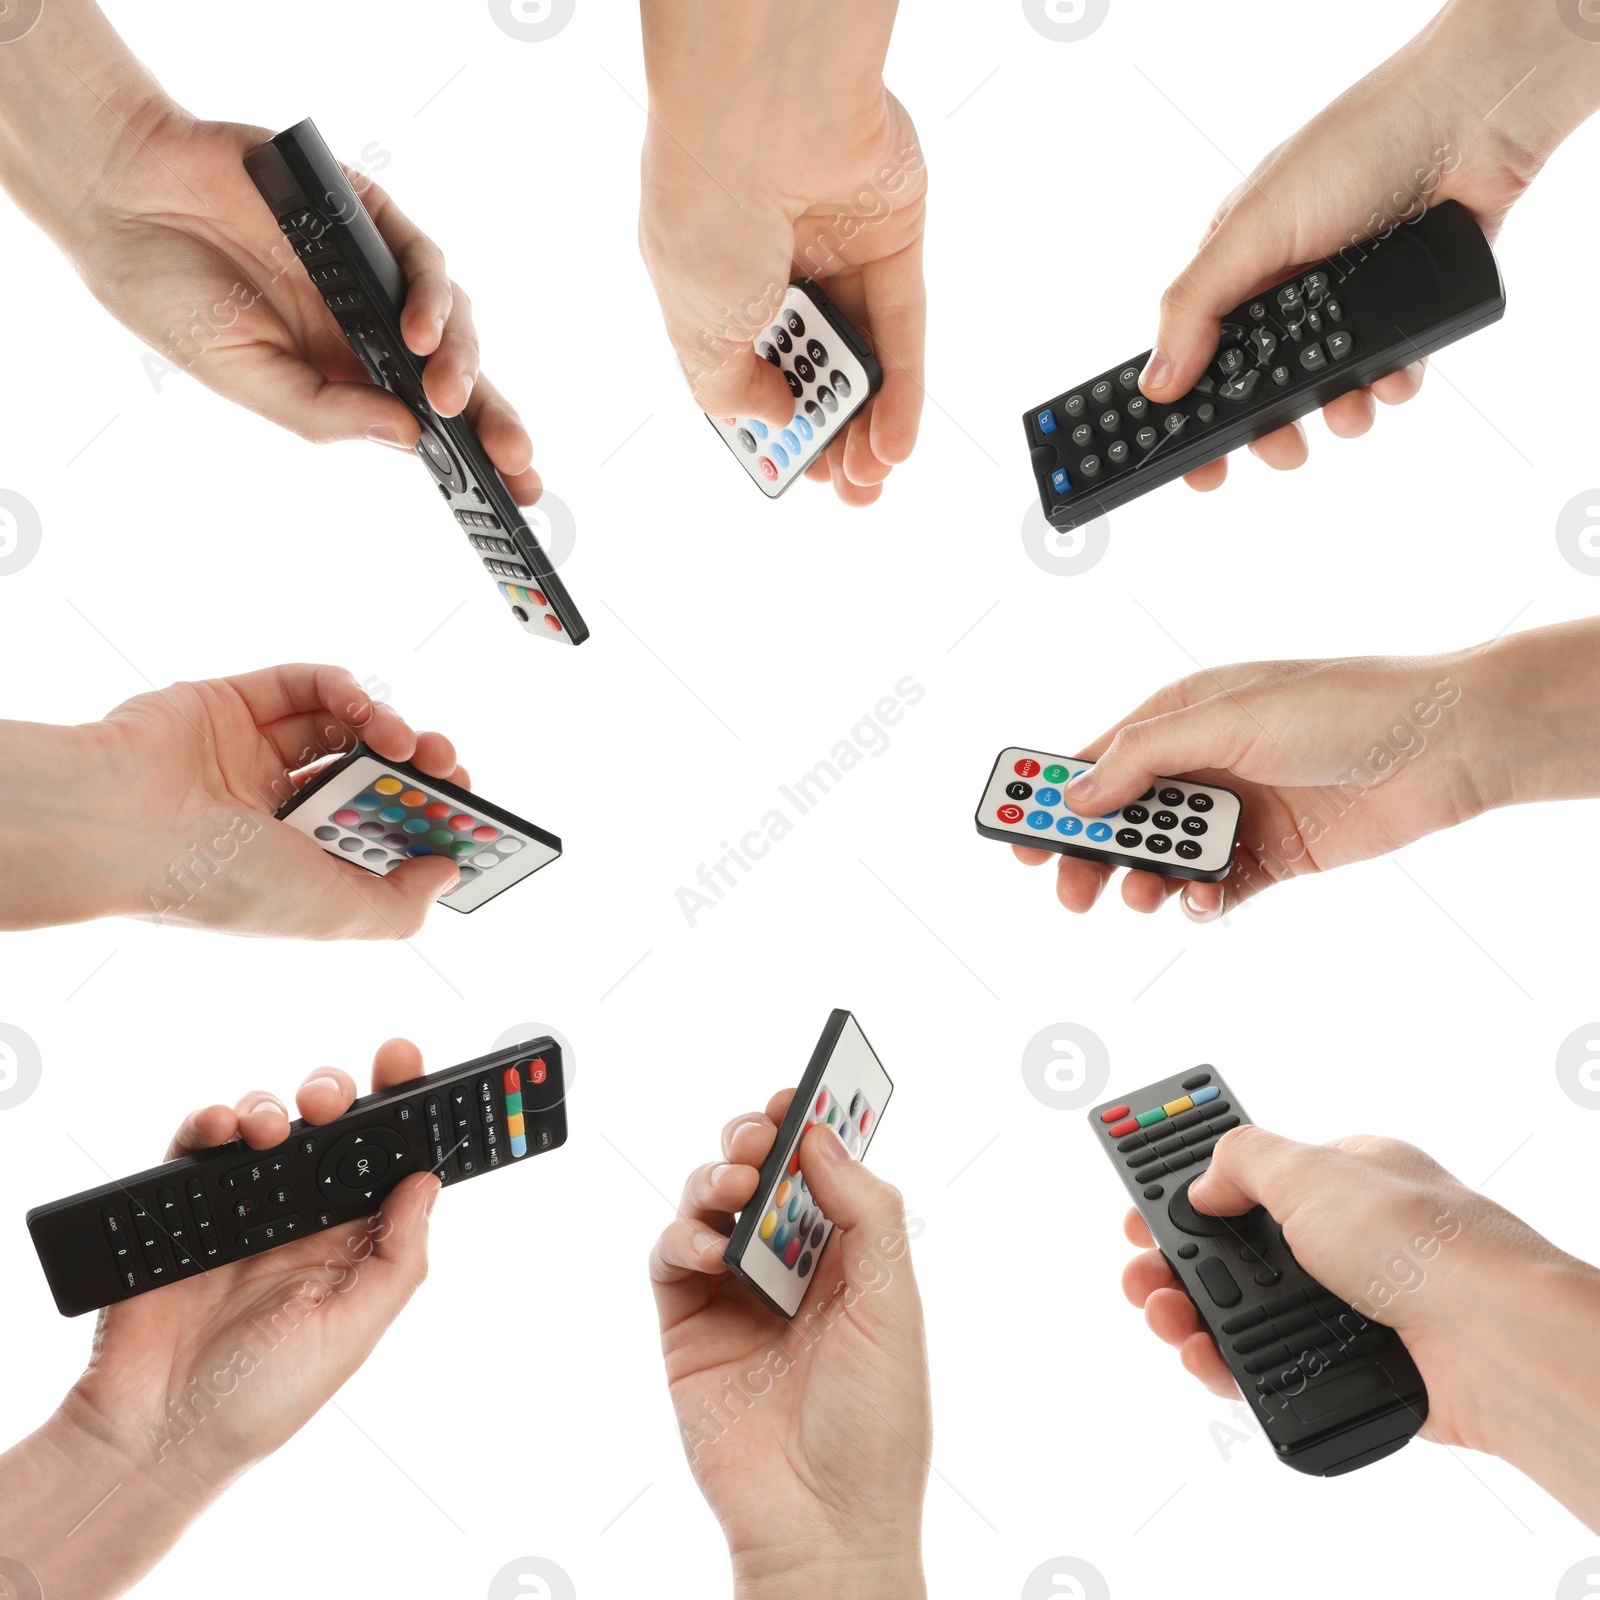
left=974, top=746, right=1241, bottom=882
left=707, top=280, right=882, bottom=498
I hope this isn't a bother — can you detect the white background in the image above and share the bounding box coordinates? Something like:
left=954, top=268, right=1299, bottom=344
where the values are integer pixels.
left=2, top=1, right=1599, bottom=1595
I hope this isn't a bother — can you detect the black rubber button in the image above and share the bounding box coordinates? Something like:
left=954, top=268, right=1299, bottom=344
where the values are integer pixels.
left=1169, top=1177, right=1262, bottom=1237
left=1146, top=834, right=1173, bottom=854
left=1175, top=839, right=1202, bottom=859
left=1136, top=426, right=1157, bottom=450
left=759, top=341, right=780, bottom=365
left=1176, top=1243, right=1199, bottom=1259
left=1063, top=394, right=1086, bottom=417
left=1182, top=816, right=1208, bottom=835
left=1126, top=395, right=1148, bottom=419
left=1187, top=792, right=1213, bottom=812
left=1158, top=788, right=1183, bottom=806
left=1119, top=366, right=1141, bottom=390
left=784, top=310, right=805, bottom=336
left=806, top=338, right=828, bottom=364
left=1197, top=1257, right=1243, bottom=1308
left=1255, top=1267, right=1282, bottom=1286
left=1182, top=1072, right=1212, bottom=1090
left=1220, top=1304, right=1267, bottom=1335
left=337, top=1144, right=390, bottom=1189
left=830, top=370, right=852, bottom=400
left=1072, top=423, right=1093, bottom=447
left=772, top=326, right=793, bottom=353
left=1122, top=804, right=1149, bottom=824
left=1005, top=781, right=1033, bottom=800
left=1116, top=828, right=1143, bottom=848
left=1107, top=441, right=1130, bottom=466
left=1098, top=409, right=1121, bottom=434
left=1143, top=1184, right=1163, bottom=1199
left=1091, top=379, right=1113, bottom=404
left=793, top=355, right=816, bottom=384
left=1153, top=810, right=1178, bottom=830
left=785, top=369, right=804, bottom=398
left=1080, top=455, right=1102, bottom=478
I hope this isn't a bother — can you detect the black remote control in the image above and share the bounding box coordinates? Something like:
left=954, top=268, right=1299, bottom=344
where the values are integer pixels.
left=1026, top=199, right=1505, bottom=530
left=1089, top=1067, right=1428, bottom=1476
left=244, top=118, right=589, bottom=644
left=28, top=1039, right=567, bottom=1317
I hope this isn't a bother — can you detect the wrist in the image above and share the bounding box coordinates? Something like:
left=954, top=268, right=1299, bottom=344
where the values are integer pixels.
left=733, top=1541, right=925, bottom=1600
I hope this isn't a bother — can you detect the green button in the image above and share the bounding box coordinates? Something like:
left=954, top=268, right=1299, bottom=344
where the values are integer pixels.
left=428, top=828, right=454, bottom=847
left=505, top=1092, right=523, bottom=1115
left=1044, top=764, right=1070, bottom=783
left=1136, top=1108, right=1167, bottom=1128
left=450, top=839, right=478, bottom=857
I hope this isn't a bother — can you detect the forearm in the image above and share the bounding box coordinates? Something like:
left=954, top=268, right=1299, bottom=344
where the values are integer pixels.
left=1452, top=618, right=1600, bottom=810
left=0, top=1402, right=220, bottom=1598
left=0, top=720, right=141, bottom=928
left=1466, top=1251, right=1600, bottom=1530
left=0, top=0, right=170, bottom=251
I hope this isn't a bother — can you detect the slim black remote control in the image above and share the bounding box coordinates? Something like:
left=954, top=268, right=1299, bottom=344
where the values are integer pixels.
left=1026, top=200, right=1505, bottom=530
left=244, top=118, right=589, bottom=644
left=1090, top=1067, right=1428, bottom=1476
left=28, top=1039, right=567, bottom=1317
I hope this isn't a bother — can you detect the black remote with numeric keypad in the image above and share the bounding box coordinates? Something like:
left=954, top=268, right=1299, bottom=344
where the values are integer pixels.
left=1090, top=1067, right=1428, bottom=1476
left=1026, top=200, right=1505, bottom=529
left=244, top=119, right=588, bottom=643
left=27, top=1039, right=567, bottom=1317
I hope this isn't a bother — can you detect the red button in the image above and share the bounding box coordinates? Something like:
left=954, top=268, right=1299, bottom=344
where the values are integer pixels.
left=527, top=1058, right=547, bottom=1085
left=758, top=456, right=778, bottom=481
left=997, top=804, right=1024, bottom=824
left=527, top=589, right=546, bottom=608
left=1014, top=758, right=1041, bottom=777
left=1108, top=1118, right=1138, bottom=1138
left=542, top=614, right=563, bottom=631
left=502, top=1066, right=521, bottom=1094
left=1099, top=1105, right=1131, bottom=1123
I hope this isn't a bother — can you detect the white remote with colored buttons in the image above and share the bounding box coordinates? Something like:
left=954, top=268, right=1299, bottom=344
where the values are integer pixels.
left=974, top=746, right=1241, bottom=882
left=707, top=280, right=882, bottom=498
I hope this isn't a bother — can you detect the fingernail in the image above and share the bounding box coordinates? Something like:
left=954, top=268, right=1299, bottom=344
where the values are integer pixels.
left=366, top=424, right=411, bottom=451
left=1182, top=887, right=1217, bottom=921
left=722, top=1115, right=761, bottom=1156
left=423, top=1176, right=443, bottom=1217
left=820, top=1125, right=852, bottom=1163
left=709, top=1163, right=730, bottom=1187
left=692, top=1230, right=721, bottom=1254
left=303, top=1074, right=342, bottom=1094
left=432, top=313, right=445, bottom=342
left=1066, top=769, right=1097, bottom=799
left=461, top=371, right=476, bottom=405
left=1141, top=349, right=1170, bottom=389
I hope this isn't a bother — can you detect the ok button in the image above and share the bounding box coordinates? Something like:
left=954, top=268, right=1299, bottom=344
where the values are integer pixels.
left=337, top=1144, right=391, bottom=1189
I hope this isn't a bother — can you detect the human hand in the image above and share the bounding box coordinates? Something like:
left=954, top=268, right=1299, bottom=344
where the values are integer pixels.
left=650, top=1090, right=929, bottom=1599
left=638, top=0, right=927, bottom=507
left=1141, top=0, right=1600, bottom=490
left=1119, top=1124, right=1600, bottom=1528
left=0, top=1039, right=438, bottom=1598
left=1012, top=650, right=1477, bottom=921
left=1, top=663, right=470, bottom=937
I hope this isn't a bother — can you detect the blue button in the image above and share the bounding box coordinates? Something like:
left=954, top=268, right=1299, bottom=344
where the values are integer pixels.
left=1051, top=467, right=1072, bottom=496
left=1034, top=786, right=1062, bottom=806
left=1086, top=822, right=1113, bottom=842
left=770, top=442, right=789, bottom=468
left=406, top=843, right=433, bottom=857
left=1026, top=810, right=1054, bottom=830
left=781, top=428, right=800, bottom=454
left=748, top=419, right=769, bottom=440
left=1037, top=409, right=1058, bottom=435
left=1191, top=1085, right=1220, bottom=1105
left=793, top=413, right=814, bottom=441
left=1056, top=816, right=1083, bottom=837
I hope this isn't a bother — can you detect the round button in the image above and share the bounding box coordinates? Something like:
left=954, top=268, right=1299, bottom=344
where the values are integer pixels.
left=758, top=457, right=778, bottom=482
left=1043, top=764, right=1071, bottom=783
left=1158, top=788, right=1184, bottom=806
left=817, top=386, right=838, bottom=413
left=1163, top=412, right=1186, bottom=434
left=781, top=428, right=800, bottom=455
left=1080, top=455, right=1102, bottom=478
left=415, top=424, right=465, bottom=492
left=1146, top=833, right=1173, bottom=854
left=806, top=339, right=828, bottom=364
left=794, top=355, right=816, bottom=384
left=1013, top=759, right=1041, bottom=778
left=1126, top=395, right=1148, bottom=419
left=1098, top=409, right=1120, bottom=433
left=805, top=400, right=825, bottom=428
left=1091, top=380, right=1113, bottom=404
left=1005, top=781, right=1034, bottom=800
left=759, top=341, right=780, bottom=366
left=1169, top=1176, right=1263, bottom=1237
left=1119, top=366, right=1140, bottom=389
left=1143, top=1184, right=1163, bottom=1199
left=1115, top=827, right=1142, bottom=848
left=830, top=370, right=852, bottom=400
left=997, top=804, right=1024, bottom=824
left=1033, top=786, right=1062, bottom=806
left=1177, top=1242, right=1199, bottom=1259
left=772, top=325, right=793, bottom=353
left=1175, top=839, right=1203, bottom=859
left=1122, top=804, right=1148, bottom=824
left=1086, top=822, right=1112, bottom=842
left=338, top=1143, right=390, bottom=1189
left=1182, top=816, right=1208, bottom=836
left=784, top=309, right=805, bottom=337
left=1107, top=441, right=1130, bottom=466
left=1153, top=810, right=1179, bottom=830
left=784, top=370, right=803, bottom=399
left=1136, top=426, right=1157, bottom=449
left=1026, top=810, right=1053, bottom=830
left=1056, top=816, right=1083, bottom=837
left=1187, top=791, right=1214, bottom=812
left=1072, top=424, right=1093, bottom=447
left=1063, top=394, right=1085, bottom=417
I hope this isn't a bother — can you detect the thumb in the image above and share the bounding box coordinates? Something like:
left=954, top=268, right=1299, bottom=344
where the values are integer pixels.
left=354, top=854, right=462, bottom=937
left=1189, top=1125, right=1318, bottom=1222
left=797, top=1123, right=911, bottom=1301
left=365, top=1171, right=441, bottom=1307
left=1065, top=697, right=1252, bottom=814
left=1142, top=191, right=1289, bottom=402
left=687, top=346, right=797, bottom=429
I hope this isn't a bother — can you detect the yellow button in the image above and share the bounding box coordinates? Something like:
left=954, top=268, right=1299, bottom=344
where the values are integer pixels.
left=506, top=1112, right=525, bottom=1137
left=374, top=777, right=403, bottom=795
left=760, top=1211, right=777, bottom=1240
left=1163, top=1095, right=1194, bottom=1116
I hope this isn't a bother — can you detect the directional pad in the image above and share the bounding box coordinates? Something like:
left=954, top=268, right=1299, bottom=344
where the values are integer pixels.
left=1168, top=1176, right=1264, bottom=1238
left=317, top=1127, right=410, bottom=1210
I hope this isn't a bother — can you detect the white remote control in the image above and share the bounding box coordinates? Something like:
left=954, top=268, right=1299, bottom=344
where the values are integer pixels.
left=707, top=280, right=882, bottom=498
left=974, top=747, right=1241, bottom=882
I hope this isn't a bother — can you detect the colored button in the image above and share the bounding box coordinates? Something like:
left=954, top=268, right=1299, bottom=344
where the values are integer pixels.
left=378, top=805, right=404, bottom=822
left=1037, top=408, right=1058, bottom=435
left=527, top=1059, right=547, bottom=1085
left=1136, top=1108, right=1168, bottom=1128
left=424, top=802, right=450, bottom=820
left=770, top=442, right=789, bottom=469
left=450, top=840, right=478, bottom=857
left=332, top=809, right=360, bottom=825
left=1026, top=811, right=1053, bottom=830
left=1013, top=759, right=1041, bottom=778
left=776, top=1180, right=791, bottom=1207
left=1108, top=1117, right=1138, bottom=1137
left=1034, top=786, right=1062, bottom=806
left=760, top=1211, right=777, bottom=1241
left=773, top=1224, right=791, bottom=1252
left=758, top=456, right=778, bottom=481
left=472, top=825, right=499, bottom=841
left=374, top=777, right=403, bottom=795
left=403, top=816, right=430, bottom=834
left=1162, top=1096, right=1194, bottom=1116
left=1051, top=467, right=1071, bottom=495
left=1086, top=822, right=1112, bottom=842
left=1043, top=764, right=1070, bottom=783
left=748, top=419, right=769, bottom=440
left=1099, top=1105, right=1130, bottom=1123
left=543, top=615, right=563, bottom=631
left=816, top=1090, right=832, bottom=1117
left=425, top=828, right=452, bottom=847
left=448, top=814, right=474, bottom=831
left=793, top=413, right=813, bottom=441
left=1056, top=816, right=1083, bottom=836
left=735, top=427, right=757, bottom=453
left=1191, top=1085, right=1220, bottom=1105
left=780, top=429, right=800, bottom=454
left=1005, top=781, right=1033, bottom=800
left=351, top=792, right=382, bottom=812
left=996, top=804, right=1024, bottom=824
